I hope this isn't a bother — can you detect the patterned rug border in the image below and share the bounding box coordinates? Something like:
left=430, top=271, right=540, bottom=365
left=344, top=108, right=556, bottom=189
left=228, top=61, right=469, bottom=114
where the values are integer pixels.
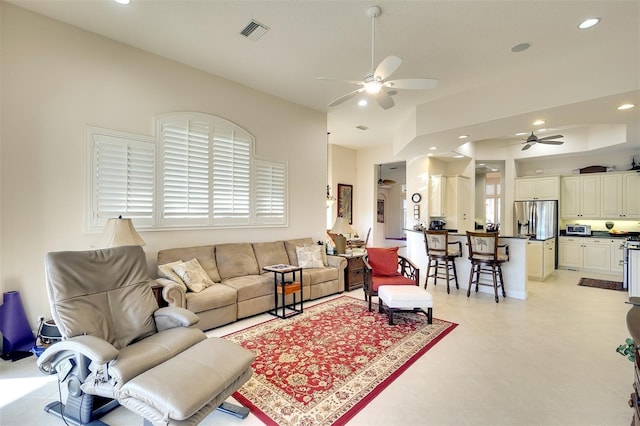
left=577, top=277, right=624, bottom=291
left=223, top=295, right=458, bottom=426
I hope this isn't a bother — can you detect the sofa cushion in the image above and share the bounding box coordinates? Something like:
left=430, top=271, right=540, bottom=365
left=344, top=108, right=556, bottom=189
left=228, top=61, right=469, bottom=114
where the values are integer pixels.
left=296, top=245, right=325, bottom=268
left=285, top=238, right=328, bottom=267
left=157, top=261, right=188, bottom=292
left=252, top=241, right=290, bottom=271
left=172, top=259, right=215, bottom=293
left=302, top=267, right=338, bottom=285
left=215, top=243, right=260, bottom=280
left=157, top=245, right=221, bottom=283
left=185, top=283, right=237, bottom=313
left=223, top=274, right=272, bottom=302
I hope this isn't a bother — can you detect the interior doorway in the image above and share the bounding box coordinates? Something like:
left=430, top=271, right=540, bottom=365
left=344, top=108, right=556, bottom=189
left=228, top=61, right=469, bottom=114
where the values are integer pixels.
left=375, top=162, right=406, bottom=240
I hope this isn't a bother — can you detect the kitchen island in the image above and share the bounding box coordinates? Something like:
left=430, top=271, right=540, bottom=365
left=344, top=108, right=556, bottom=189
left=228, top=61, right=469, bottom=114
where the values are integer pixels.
left=403, top=229, right=529, bottom=300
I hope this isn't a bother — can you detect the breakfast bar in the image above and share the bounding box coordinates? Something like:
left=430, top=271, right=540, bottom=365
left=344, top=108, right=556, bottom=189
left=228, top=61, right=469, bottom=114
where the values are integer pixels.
left=403, top=230, right=529, bottom=300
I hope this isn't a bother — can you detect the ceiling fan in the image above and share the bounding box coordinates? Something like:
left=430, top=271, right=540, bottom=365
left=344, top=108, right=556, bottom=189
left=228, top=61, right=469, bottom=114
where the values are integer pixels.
left=377, top=164, right=396, bottom=186
left=520, top=131, right=564, bottom=151
left=319, top=5, right=438, bottom=110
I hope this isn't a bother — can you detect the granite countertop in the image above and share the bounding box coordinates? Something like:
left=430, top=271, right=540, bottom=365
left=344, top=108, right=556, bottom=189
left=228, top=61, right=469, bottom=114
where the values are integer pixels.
left=559, top=231, right=637, bottom=239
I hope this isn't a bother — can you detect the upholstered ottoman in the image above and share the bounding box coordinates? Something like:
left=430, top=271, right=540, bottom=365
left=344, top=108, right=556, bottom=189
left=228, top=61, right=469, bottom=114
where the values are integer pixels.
left=378, top=285, right=433, bottom=325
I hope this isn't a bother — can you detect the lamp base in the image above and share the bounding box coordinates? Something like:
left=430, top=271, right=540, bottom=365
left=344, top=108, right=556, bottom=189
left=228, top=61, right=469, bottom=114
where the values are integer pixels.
left=334, top=235, right=346, bottom=255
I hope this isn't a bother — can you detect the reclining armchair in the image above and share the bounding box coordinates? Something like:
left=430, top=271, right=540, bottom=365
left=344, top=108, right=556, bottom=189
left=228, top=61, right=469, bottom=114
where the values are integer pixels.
left=37, top=245, right=255, bottom=425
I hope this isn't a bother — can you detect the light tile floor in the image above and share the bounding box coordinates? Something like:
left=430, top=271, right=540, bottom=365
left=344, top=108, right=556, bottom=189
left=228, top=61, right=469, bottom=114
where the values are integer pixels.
left=0, top=269, right=634, bottom=425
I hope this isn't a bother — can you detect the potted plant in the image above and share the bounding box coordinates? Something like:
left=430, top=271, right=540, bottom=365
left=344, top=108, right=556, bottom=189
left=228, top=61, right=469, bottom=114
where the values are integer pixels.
left=616, top=338, right=636, bottom=362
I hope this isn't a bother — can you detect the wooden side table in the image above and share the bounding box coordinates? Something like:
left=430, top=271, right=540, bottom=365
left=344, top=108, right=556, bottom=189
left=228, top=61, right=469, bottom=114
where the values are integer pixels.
left=341, top=254, right=365, bottom=291
left=151, top=284, right=168, bottom=308
left=263, top=264, right=303, bottom=318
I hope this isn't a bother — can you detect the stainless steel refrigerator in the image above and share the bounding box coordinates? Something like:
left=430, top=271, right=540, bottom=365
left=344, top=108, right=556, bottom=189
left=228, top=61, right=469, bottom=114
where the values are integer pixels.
left=514, top=200, right=558, bottom=240
left=514, top=200, right=559, bottom=265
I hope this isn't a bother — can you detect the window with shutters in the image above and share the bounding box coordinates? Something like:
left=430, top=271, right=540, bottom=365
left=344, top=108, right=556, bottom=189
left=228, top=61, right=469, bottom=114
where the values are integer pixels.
left=88, top=128, right=155, bottom=231
left=88, top=113, right=287, bottom=231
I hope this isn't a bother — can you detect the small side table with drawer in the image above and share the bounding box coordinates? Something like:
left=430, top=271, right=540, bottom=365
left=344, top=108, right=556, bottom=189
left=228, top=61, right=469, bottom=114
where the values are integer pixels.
left=340, top=254, right=365, bottom=292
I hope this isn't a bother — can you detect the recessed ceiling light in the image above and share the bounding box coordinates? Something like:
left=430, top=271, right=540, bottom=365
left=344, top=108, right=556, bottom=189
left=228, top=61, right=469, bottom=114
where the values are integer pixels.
left=618, top=103, right=636, bottom=110
left=515, top=132, right=528, bottom=136
left=358, top=99, right=368, bottom=107
left=578, top=18, right=600, bottom=30
left=453, top=155, right=464, bottom=158
left=533, top=120, right=545, bottom=126
left=478, top=163, right=486, bottom=166
left=538, top=128, right=547, bottom=132
left=458, top=135, right=468, bottom=139
left=114, top=0, right=130, bottom=4
left=511, top=42, right=530, bottom=53
left=429, top=146, right=438, bottom=150
left=427, top=153, right=434, bottom=157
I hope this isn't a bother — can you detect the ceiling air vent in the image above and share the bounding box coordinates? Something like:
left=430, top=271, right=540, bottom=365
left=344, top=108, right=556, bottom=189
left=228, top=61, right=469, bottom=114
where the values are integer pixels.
left=240, top=20, right=269, bottom=41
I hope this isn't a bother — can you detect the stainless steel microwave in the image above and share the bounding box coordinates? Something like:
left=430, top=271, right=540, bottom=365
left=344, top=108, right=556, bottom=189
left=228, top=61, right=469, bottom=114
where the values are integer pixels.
left=566, top=224, right=591, bottom=236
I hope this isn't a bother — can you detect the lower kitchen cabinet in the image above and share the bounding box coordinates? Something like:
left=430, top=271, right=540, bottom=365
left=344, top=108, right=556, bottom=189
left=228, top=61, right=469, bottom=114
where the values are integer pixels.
left=527, top=238, right=555, bottom=281
left=559, top=236, right=618, bottom=274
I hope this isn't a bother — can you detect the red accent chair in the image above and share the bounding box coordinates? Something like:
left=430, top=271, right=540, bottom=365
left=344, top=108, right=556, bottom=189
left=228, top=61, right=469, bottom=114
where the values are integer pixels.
left=362, top=247, right=420, bottom=312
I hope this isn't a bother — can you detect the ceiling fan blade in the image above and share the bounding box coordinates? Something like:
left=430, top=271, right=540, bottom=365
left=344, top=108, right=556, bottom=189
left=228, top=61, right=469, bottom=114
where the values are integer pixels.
left=538, top=134, right=563, bottom=141
left=374, top=56, right=401, bottom=81
left=522, top=143, right=533, bottom=151
left=538, top=140, right=564, bottom=145
left=374, top=90, right=395, bottom=109
left=385, top=78, right=438, bottom=90
left=328, top=88, right=364, bottom=107
left=317, top=77, right=364, bottom=86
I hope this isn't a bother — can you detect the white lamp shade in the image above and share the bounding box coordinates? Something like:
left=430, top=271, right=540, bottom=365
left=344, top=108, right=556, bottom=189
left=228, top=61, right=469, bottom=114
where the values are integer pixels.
left=330, top=216, right=354, bottom=235
left=92, top=218, right=145, bottom=248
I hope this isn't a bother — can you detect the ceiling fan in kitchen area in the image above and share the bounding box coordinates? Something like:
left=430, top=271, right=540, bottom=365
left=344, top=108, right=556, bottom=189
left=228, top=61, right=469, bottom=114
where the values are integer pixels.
left=519, top=131, right=564, bottom=151
left=318, top=5, right=438, bottom=110
left=377, top=164, right=396, bottom=186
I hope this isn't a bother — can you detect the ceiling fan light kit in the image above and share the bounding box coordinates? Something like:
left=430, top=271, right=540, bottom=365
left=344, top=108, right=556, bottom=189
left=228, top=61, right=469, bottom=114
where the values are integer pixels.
left=322, top=5, right=438, bottom=110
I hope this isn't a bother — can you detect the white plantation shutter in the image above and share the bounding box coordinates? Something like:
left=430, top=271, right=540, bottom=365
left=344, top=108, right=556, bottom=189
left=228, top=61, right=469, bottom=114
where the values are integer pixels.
left=212, top=132, right=251, bottom=224
left=160, top=119, right=211, bottom=226
left=89, top=130, right=154, bottom=230
left=255, top=160, right=287, bottom=225
left=89, top=113, right=286, bottom=230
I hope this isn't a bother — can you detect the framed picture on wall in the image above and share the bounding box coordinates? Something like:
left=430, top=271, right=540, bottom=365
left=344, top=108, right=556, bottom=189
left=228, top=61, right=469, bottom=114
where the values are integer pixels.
left=337, top=184, right=353, bottom=224
left=377, top=199, right=385, bottom=223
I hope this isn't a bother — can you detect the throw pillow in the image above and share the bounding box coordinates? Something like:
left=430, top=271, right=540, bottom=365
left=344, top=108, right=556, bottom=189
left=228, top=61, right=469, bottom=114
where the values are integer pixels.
left=366, top=247, right=400, bottom=276
left=157, top=261, right=188, bottom=292
left=171, top=258, right=215, bottom=293
left=296, top=245, right=325, bottom=268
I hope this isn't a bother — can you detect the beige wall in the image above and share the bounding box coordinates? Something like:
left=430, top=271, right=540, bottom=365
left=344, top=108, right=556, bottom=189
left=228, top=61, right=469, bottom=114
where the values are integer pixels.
left=1, top=4, right=326, bottom=328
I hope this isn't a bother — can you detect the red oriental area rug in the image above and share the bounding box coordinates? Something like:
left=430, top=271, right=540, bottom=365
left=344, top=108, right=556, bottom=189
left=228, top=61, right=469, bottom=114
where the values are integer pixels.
left=223, top=296, right=457, bottom=426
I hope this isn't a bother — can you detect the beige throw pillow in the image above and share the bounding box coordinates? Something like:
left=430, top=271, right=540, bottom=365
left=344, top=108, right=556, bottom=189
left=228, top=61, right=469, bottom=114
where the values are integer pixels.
left=296, top=245, right=325, bottom=268
left=157, top=261, right=188, bottom=292
left=171, top=258, right=215, bottom=293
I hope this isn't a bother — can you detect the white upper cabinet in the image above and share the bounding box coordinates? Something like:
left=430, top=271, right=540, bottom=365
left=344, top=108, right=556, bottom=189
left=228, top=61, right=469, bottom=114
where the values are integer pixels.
left=567, top=171, right=639, bottom=219
left=429, top=175, right=446, bottom=217
left=515, top=176, right=560, bottom=200
left=560, top=175, right=601, bottom=218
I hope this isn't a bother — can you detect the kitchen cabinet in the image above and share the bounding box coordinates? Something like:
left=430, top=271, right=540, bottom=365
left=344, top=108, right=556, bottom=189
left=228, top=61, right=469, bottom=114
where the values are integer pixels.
left=515, top=176, right=560, bottom=200
left=611, top=239, right=625, bottom=274
left=560, top=175, right=601, bottom=218
left=527, top=238, right=556, bottom=281
left=601, top=172, right=640, bottom=219
left=429, top=175, right=446, bottom=217
left=558, top=236, right=613, bottom=274
left=445, top=176, right=471, bottom=233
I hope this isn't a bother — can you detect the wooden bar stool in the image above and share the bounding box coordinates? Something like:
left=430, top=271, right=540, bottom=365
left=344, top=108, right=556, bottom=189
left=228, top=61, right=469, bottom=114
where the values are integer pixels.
left=423, top=229, right=462, bottom=293
left=466, top=231, right=509, bottom=303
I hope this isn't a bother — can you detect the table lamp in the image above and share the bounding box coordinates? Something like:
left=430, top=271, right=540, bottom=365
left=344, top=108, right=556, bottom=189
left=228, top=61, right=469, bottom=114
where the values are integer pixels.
left=92, top=215, right=145, bottom=248
left=330, top=216, right=354, bottom=254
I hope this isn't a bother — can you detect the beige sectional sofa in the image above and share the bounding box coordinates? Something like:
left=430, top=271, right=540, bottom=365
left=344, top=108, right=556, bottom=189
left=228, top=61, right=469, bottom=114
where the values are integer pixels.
left=155, top=238, right=347, bottom=331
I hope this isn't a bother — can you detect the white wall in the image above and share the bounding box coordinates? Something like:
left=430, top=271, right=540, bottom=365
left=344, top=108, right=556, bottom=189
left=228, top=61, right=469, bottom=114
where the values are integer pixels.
left=0, top=4, right=326, bottom=329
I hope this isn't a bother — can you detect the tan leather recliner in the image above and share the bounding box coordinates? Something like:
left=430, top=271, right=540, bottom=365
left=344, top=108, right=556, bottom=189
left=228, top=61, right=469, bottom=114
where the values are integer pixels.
left=36, top=245, right=255, bottom=425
